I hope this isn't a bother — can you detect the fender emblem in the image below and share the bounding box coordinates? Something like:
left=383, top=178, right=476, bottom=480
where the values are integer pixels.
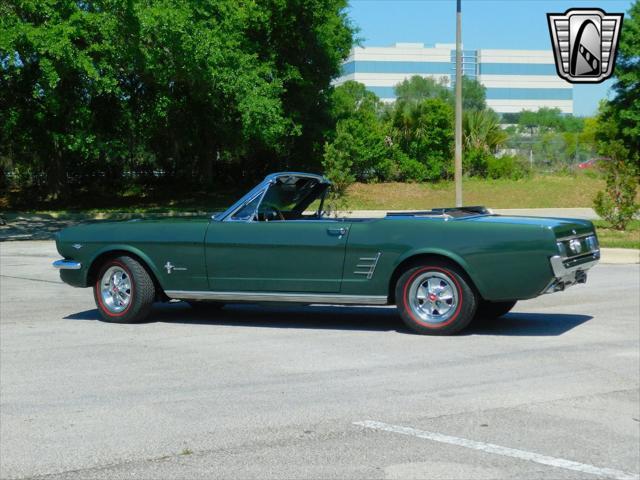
left=164, top=261, right=187, bottom=274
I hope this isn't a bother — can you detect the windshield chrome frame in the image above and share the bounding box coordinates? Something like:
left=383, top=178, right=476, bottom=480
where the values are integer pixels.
left=214, top=172, right=330, bottom=222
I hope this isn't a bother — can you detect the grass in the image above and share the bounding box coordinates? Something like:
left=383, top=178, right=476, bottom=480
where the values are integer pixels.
left=2, top=172, right=609, bottom=214
left=593, top=220, right=640, bottom=249
left=345, top=174, right=609, bottom=210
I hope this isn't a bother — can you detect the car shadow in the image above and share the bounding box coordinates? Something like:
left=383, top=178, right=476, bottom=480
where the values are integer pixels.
left=65, top=303, right=593, bottom=337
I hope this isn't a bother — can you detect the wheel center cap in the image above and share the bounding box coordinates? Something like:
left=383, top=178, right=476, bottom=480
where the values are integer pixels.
left=428, top=293, right=438, bottom=302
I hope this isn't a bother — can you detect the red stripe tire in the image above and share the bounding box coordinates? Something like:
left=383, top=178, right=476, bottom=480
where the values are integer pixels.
left=93, top=255, right=156, bottom=323
left=395, top=261, right=477, bottom=335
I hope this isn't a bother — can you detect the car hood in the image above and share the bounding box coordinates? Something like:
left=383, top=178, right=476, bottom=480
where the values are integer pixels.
left=468, top=215, right=595, bottom=238
left=55, top=216, right=211, bottom=252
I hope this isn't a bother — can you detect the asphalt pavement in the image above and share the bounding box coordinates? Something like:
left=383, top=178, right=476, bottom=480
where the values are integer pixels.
left=0, top=241, right=639, bottom=480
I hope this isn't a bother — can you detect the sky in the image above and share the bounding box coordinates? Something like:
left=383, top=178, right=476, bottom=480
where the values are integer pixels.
left=346, top=0, right=633, bottom=116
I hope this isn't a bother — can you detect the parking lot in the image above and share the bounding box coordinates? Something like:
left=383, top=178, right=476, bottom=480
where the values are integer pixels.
left=1, top=240, right=639, bottom=479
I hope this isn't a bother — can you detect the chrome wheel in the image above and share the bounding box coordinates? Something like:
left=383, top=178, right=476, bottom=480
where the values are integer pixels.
left=408, top=271, right=458, bottom=324
left=99, top=266, right=132, bottom=314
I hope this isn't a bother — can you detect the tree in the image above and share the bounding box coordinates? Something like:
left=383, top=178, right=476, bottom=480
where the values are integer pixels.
left=462, top=109, right=507, bottom=177
left=591, top=2, right=640, bottom=230
left=325, top=113, right=391, bottom=182
left=394, top=74, right=485, bottom=111
left=0, top=0, right=355, bottom=202
left=329, top=81, right=383, bottom=127
left=323, top=82, right=392, bottom=182
left=391, top=98, right=454, bottom=181
left=395, top=76, right=451, bottom=104
left=463, top=109, right=506, bottom=153
left=460, top=76, right=487, bottom=111
left=608, top=0, right=640, bottom=157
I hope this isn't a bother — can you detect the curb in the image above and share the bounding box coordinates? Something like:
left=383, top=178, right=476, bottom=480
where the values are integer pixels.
left=599, top=248, right=640, bottom=264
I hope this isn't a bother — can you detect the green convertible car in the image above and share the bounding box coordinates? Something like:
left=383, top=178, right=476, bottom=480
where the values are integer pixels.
left=54, top=172, right=600, bottom=335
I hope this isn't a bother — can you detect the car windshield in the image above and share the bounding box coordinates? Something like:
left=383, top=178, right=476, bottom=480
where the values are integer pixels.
left=261, top=176, right=321, bottom=213
left=228, top=175, right=328, bottom=221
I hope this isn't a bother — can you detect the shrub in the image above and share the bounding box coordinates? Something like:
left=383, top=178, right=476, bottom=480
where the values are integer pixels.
left=463, top=147, right=490, bottom=177
left=593, top=140, right=639, bottom=230
left=395, top=152, right=429, bottom=182
left=486, top=155, right=530, bottom=180
left=322, top=142, right=355, bottom=215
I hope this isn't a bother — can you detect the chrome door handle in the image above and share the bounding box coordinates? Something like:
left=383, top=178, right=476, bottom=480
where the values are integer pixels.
left=327, top=227, right=348, bottom=238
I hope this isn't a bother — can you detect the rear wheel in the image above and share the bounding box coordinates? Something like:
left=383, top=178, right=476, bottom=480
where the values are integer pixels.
left=475, top=300, right=517, bottom=322
left=395, top=261, right=477, bottom=335
left=93, top=256, right=156, bottom=323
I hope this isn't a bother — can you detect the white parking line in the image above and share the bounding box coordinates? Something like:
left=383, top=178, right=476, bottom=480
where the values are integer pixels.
left=354, top=420, right=639, bottom=480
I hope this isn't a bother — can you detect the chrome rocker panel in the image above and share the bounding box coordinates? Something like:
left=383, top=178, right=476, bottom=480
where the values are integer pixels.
left=53, top=259, right=82, bottom=270
left=166, top=290, right=388, bottom=305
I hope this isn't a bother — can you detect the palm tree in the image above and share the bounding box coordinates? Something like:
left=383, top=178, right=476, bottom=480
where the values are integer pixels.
left=463, top=109, right=507, bottom=153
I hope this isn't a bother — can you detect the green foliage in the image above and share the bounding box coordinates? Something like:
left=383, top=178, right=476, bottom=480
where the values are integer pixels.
left=329, top=81, right=382, bottom=124
left=501, top=112, right=520, bottom=124
left=395, top=152, right=429, bottom=182
left=463, top=109, right=507, bottom=153
left=394, top=75, right=486, bottom=111
left=390, top=98, right=454, bottom=181
left=593, top=140, right=639, bottom=230
left=325, top=78, right=491, bottom=185
left=463, top=147, right=490, bottom=177
left=517, top=108, right=584, bottom=134
left=459, top=76, right=487, bottom=111
left=591, top=3, right=640, bottom=231
left=328, top=115, right=390, bottom=182
left=323, top=82, right=391, bottom=182
left=0, top=0, right=355, bottom=202
left=609, top=0, right=640, bottom=155
left=503, top=108, right=593, bottom=172
left=394, top=76, right=451, bottom=104
left=486, top=155, right=530, bottom=180
left=322, top=140, right=355, bottom=215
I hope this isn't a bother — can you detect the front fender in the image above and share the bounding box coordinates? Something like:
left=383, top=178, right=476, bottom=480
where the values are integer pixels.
left=85, top=244, right=166, bottom=289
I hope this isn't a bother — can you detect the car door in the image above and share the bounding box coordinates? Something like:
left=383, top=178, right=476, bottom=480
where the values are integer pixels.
left=205, top=219, right=350, bottom=293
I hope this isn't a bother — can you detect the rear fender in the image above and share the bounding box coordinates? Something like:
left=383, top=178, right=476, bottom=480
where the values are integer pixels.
left=393, top=247, right=488, bottom=297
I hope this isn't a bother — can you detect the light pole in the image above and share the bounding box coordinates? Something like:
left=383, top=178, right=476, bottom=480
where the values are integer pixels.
left=454, top=0, right=463, bottom=207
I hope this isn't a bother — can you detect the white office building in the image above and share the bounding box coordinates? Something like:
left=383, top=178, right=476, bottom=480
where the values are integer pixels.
left=335, top=43, right=573, bottom=114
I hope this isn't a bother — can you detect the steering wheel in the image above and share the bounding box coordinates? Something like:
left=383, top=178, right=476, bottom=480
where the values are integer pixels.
left=261, top=204, right=285, bottom=221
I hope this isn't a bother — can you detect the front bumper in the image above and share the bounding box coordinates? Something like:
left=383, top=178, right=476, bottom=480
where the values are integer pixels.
left=53, top=259, right=87, bottom=287
left=53, top=259, right=82, bottom=270
left=543, top=251, right=600, bottom=294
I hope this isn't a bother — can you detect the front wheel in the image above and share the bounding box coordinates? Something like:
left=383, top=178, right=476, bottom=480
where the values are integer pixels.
left=93, top=256, right=156, bottom=323
left=395, top=262, right=477, bottom=335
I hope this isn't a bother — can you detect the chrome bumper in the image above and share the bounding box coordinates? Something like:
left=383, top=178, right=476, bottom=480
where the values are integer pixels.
left=53, top=259, right=82, bottom=270
left=543, top=251, right=599, bottom=294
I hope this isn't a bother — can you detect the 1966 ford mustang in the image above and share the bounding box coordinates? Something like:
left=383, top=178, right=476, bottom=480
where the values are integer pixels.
left=53, top=172, right=600, bottom=335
